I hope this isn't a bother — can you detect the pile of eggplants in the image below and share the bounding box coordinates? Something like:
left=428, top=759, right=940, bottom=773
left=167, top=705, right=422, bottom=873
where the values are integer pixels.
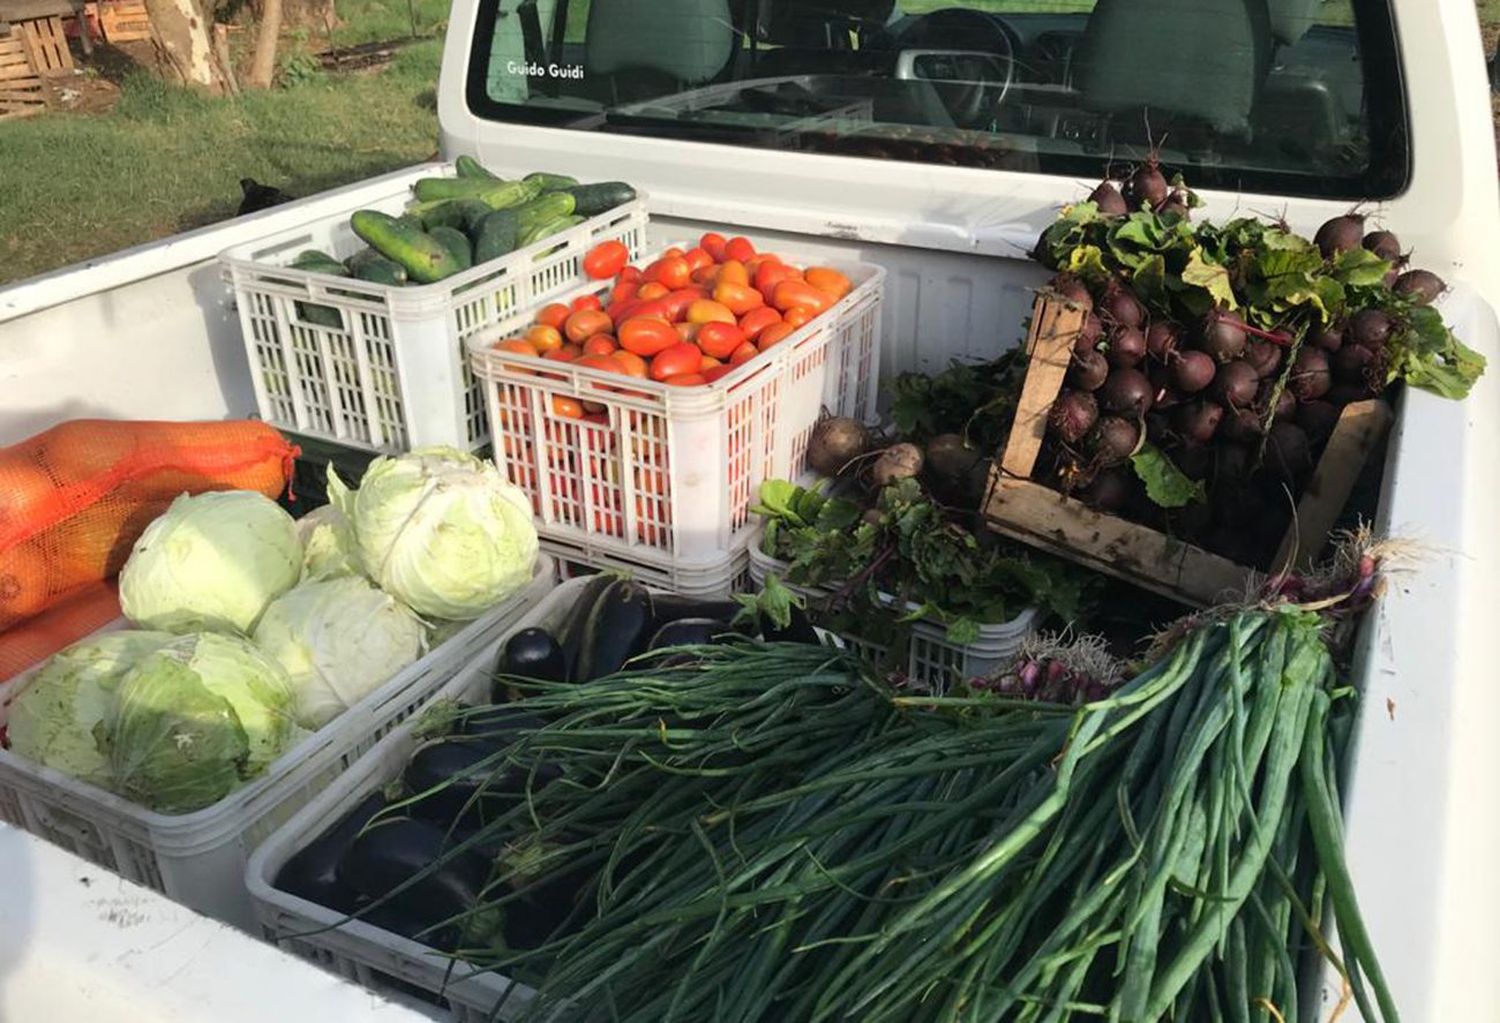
left=272, top=575, right=819, bottom=955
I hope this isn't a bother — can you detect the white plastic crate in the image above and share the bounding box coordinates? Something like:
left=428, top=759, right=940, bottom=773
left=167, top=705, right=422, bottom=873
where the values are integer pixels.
left=467, top=246, right=884, bottom=575
left=247, top=577, right=606, bottom=1022
left=746, top=542, right=1038, bottom=688
left=220, top=164, right=650, bottom=454
left=549, top=542, right=749, bottom=599
left=0, top=557, right=556, bottom=933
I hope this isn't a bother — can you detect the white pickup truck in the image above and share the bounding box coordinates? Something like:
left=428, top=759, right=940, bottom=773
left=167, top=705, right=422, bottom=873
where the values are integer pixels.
left=2, top=0, right=1499, bottom=1019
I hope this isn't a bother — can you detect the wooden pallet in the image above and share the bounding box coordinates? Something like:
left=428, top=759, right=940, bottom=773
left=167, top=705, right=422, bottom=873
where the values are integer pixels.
left=0, top=27, right=45, bottom=119
left=94, top=0, right=147, bottom=42
left=17, top=13, right=70, bottom=75
left=982, top=294, right=1393, bottom=607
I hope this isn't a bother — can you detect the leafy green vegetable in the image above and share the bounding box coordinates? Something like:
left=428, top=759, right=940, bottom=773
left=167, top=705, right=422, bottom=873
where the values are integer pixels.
left=1129, top=445, right=1206, bottom=509
left=754, top=478, right=1094, bottom=649
left=887, top=349, right=1027, bottom=451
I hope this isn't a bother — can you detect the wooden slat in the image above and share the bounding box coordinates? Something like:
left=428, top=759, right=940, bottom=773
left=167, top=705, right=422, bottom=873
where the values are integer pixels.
left=0, top=89, right=46, bottom=102
left=1272, top=398, right=1393, bottom=573
left=19, top=15, right=70, bottom=75
left=985, top=477, right=1254, bottom=606
left=0, top=0, right=81, bottom=22
left=1001, top=295, right=1086, bottom=480
left=97, top=0, right=146, bottom=41
left=0, top=61, right=39, bottom=78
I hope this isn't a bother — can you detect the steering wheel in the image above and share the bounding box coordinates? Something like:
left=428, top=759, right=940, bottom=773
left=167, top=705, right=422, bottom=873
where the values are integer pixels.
left=892, top=9, right=1018, bottom=128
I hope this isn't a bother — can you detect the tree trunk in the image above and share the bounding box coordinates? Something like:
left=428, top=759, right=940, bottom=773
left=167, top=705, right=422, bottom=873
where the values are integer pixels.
left=246, top=0, right=281, bottom=88
left=144, top=0, right=226, bottom=91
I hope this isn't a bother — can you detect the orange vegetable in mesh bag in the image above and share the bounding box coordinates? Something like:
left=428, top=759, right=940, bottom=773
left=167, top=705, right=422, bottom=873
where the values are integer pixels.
left=0, top=581, right=121, bottom=684
left=0, top=420, right=298, bottom=632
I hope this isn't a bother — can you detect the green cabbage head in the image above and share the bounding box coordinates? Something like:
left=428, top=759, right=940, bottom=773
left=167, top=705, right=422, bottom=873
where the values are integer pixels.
left=254, top=576, right=427, bottom=730
left=7, top=630, right=173, bottom=787
left=102, top=632, right=297, bottom=814
left=329, top=448, right=538, bottom=620
left=120, top=490, right=302, bottom=635
left=295, top=504, right=364, bottom=582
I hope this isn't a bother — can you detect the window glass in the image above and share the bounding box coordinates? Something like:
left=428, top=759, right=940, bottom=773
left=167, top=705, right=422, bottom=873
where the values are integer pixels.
left=466, top=0, right=1407, bottom=199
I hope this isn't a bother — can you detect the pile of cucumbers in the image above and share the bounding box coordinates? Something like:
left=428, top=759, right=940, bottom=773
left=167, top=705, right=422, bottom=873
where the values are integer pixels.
left=288, top=156, right=638, bottom=291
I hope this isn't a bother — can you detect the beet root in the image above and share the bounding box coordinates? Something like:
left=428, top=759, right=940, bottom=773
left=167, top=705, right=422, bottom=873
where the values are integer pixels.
left=1349, top=308, right=1393, bottom=349
left=1067, top=349, right=1110, bottom=391
left=1073, top=313, right=1105, bottom=355
left=1296, top=401, right=1341, bottom=445
left=1145, top=322, right=1180, bottom=362
left=1050, top=274, right=1093, bottom=310
left=1265, top=422, right=1313, bottom=483
left=1098, top=368, right=1154, bottom=416
left=1079, top=466, right=1133, bottom=512
left=1089, top=181, right=1129, bottom=217
left=1393, top=269, right=1446, bottom=306
left=1102, top=288, right=1145, bottom=329
left=1219, top=408, right=1265, bottom=444
left=1168, top=350, right=1216, bottom=394
left=1106, top=326, right=1148, bottom=369
left=1211, top=360, right=1260, bottom=409
left=1125, top=161, right=1170, bottom=209
left=1363, top=230, right=1402, bottom=263
left=1198, top=312, right=1248, bottom=364
left=1048, top=390, right=1100, bottom=446
left=1173, top=401, right=1224, bottom=446
left=1314, top=213, right=1366, bottom=260
left=1244, top=339, right=1283, bottom=379
left=1088, top=417, right=1141, bottom=464
left=1287, top=348, right=1332, bottom=402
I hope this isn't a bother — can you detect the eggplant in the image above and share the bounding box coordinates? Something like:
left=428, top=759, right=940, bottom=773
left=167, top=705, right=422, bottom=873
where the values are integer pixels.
left=335, top=816, right=494, bottom=950
left=403, top=738, right=557, bottom=829
left=273, top=791, right=387, bottom=914
left=492, top=627, right=566, bottom=702
left=648, top=595, right=746, bottom=631
left=574, top=578, right=654, bottom=682
left=557, top=574, right=616, bottom=681
left=647, top=618, right=735, bottom=651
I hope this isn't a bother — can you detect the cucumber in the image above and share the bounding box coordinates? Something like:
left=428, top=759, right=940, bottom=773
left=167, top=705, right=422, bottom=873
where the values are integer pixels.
left=412, top=200, right=468, bottom=232
left=290, top=249, right=350, bottom=276
left=520, top=214, right=584, bottom=248
left=412, top=176, right=513, bottom=203
left=295, top=302, right=345, bottom=329
left=350, top=209, right=463, bottom=284
left=558, top=182, right=637, bottom=217
left=429, top=225, right=474, bottom=272
left=455, top=199, right=497, bottom=236
left=347, top=247, right=409, bottom=286
left=524, top=171, right=580, bottom=192
left=455, top=154, right=498, bottom=180
left=516, top=192, right=576, bottom=237
left=473, top=209, right=520, bottom=263
left=479, top=179, right=545, bottom=211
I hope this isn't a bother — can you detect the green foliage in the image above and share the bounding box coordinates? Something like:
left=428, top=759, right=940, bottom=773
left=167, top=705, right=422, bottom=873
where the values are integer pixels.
left=755, top=478, right=1094, bottom=647
left=887, top=348, right=1028, bottom=451
left=1130, top=445, right=1205, bottom=509
left=277, top=51, right=325, bottom=89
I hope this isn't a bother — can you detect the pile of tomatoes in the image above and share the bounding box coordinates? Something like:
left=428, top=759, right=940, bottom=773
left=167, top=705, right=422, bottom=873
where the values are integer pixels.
left=490, top=232, right=854, bottom=407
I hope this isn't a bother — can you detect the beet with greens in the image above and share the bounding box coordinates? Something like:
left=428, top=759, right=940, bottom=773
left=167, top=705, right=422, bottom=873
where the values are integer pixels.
left=1314, top=213, right=1366, bottom=259
left=1198, top=312, right=1248, bottom=364
left=1393, top=269, right=1445, bottom=306
left=1067, top=349, right=1110, bottom=391
left=1099, top=368, right=1154, bottom=416
left=1288, top=348, right=1332, bottom=401
left=1048, top=390, right=1100, bottom=446
left=1211, top=360, right=1259, bottom=409
left=1106, top=326, right=1147, bottom=369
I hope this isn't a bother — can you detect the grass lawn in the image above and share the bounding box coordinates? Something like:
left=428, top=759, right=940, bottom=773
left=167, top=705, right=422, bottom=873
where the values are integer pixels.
left=0, top=9, right=445, bottom=285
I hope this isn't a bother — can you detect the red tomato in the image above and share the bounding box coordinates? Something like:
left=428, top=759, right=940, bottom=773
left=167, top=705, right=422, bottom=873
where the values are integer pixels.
left=697, top=321, right=747, bottom=360
left=683, top=247, right=713, bottom=273
left=703, top=364, right=735, bottom=383
left=691, top=265, right=719, bottom=286
left=713, top=281, right=764, bottom=316
left=661, top=287, right=708, bottom=322
left=772, top=280, right=833, bottom=316
left=729, top=341, right=759, bottom=366
left=610, top=350, right=649, bottom=377
left=543, top=344, right=582, bottom=363
left=618, top=266, right=643, bottom=285
left=619, top=317, right=679, bottom=357
left=716, top=260, right=750, bottom=287
left=700, top=232, right=728, bottom=261
left=674, top=321, right=701, bottom=344
left=629, top=298, right=673, bottom=322
left=536, top=303, right=570, bottom=329
left=724, top=236, right=756, bottom=262
left=526, top=325, right=564, bottom=353
left=782, top=306, right=814, bottom=329
left=610, top=280, right=638, bottom=305
left=805, top=267, right=854, bottom=301
left=650, top=342, right=705, bottom=381
left=657, top=256, right=692, bottom=290
left=758, top=322, right=796, bottom=350
left=582, top=334, right=618, bottom=356
left=754, top=261, right=801, bottom=295
left=637, top=281, right=669, bottom=301
left=583, top=240, right=629, bottom=280
left=738, top=306, right=782, bottom=341
left=571, top=294, right=603, bottom=312
left=662, top=246, right=685, bottom=260
left=564, top=309, right=612, bottom=344
left=687, top=299, right=737, bottom=325
left=700, top=354, right=723, bottom=371
left=664, top=373, right=707, bottom=387
left=551, top=396, right=584, bottom=418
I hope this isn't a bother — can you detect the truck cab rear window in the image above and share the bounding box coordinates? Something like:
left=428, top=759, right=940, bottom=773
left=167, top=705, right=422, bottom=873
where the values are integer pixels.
left=466, top=1, right=1409, bottom=200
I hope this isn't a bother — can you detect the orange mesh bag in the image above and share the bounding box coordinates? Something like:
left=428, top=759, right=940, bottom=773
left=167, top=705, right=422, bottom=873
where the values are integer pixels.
left=0, top=420, right=299, bottom=633
left=0, top=582, right=121, bottom=683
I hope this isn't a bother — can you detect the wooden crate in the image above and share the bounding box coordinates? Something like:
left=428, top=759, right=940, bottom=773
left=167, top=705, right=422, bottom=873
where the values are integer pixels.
left=17, top=13, right=70, bottom=75
left=982, top=294, right=1393, bottom=607
left=94, top=0, right=147, bottom=42
left=0, top=27, right=46, bottom=119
